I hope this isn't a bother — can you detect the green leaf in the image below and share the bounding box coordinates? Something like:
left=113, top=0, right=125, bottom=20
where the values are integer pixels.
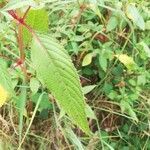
left=0, top=61, right=14, bottom=106
left=145, top=20, right=150, bottom=30
left=85, top=104, right=96, bottom=119
left=0, top=60, right=14, bottom=96
left=31, top=93, right=52, bottom=111
left=126, top=4, right=145, bottom=30
left=106, top=16, right=118, bottom=32
left=82, top=85, right=96, bottom=95
left=65, top=127, right=85, bottom=150
left=120, top=100, right=138, bottom=122
left=23, top=8, right=49, bottom=44
left=137, top=75, right=146, bottom=86
left=30, top=77, right=40, bottom=94
left=103, top=83, right=113, bottom=95
left=82, top=53, right=93, bottom=66
left=115, top=54, right=136, bottom=70
left=31, top=33, right=90, bottom=134
left=99, top=55, right=107, bottom=72
left=138, top=42, right=150, bottom=58
left=88, top=0, right=101, bottom=18
left=16, top=82, right=27, bottom=142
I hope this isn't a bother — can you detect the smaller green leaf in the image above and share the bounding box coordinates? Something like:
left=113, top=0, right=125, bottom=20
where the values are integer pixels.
left=145, top=20, right=150, bottom=30
left=85, top=104, right=96, bottom=119
left=99, top=55, right=107, bottom=72
left=31, top=93, right=52, bottom=111
left=108, top=91, right=118, bottom=100
left=70, top=35, right=85, bottom=42
left=126, top=4, right=145, bottom=30
left=128, top=79, right=136, bottom=86
left=137, top=75, right=146, bottom=86
left=65, top=128, right=84, bottom=150
left=106, top=16, right=118, bottom=32
left=82, top=53, right=94, bottom=66
left=88, top=0, right=101, bottom=18
left=30, top=77, right=40, bottom=94
left=138, top=42, right=150, bottom=58
left=115, top=54, right=136, bottom=70
left=103, top=83, right=113, bottom=95
left=82, top=85, right=96, bottom=95
left=120, top=100, right=138, bottom=122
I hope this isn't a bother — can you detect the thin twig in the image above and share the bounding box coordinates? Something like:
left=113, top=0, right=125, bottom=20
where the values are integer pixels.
left=22, top=6, right=31, bottom=21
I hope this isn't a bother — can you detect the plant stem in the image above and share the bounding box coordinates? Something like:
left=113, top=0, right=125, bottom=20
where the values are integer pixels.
left=22, top=6, right=31, bottom=20
left=8, top=10, right=30, bottom=80
left=18, top=24, right=24, bottom=60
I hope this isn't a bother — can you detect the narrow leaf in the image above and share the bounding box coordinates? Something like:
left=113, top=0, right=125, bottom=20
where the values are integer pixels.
left=16, top=81, right=27, bottom=143
left=65, top=127, right=85, bottom=150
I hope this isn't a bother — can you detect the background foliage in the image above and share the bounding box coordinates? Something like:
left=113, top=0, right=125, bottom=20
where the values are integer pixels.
left=0, top=0, right=150, bottom=149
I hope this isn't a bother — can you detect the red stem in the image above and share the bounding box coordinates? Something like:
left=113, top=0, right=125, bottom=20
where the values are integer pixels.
left=8, top=10, right=29, bottom=79
left=8, top=10, right=18, bottom=20
left=8, top=9, right=46, bottom=76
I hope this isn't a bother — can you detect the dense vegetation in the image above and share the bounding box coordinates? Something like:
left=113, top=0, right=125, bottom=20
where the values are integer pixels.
left=0, top=0, right=150, bottom=149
